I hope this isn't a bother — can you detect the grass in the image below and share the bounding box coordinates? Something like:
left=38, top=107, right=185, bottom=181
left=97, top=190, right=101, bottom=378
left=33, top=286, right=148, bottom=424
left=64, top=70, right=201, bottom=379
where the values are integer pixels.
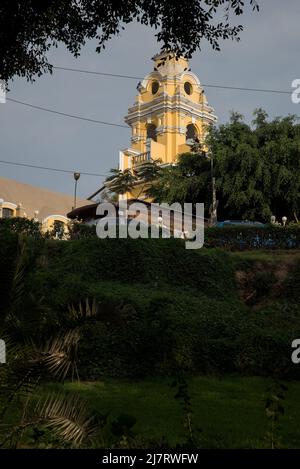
left=2, top=236, right=300, bottom=448
left=44, top=376, right=300, bottom=449
left=230, top=249, right=300, bottom=262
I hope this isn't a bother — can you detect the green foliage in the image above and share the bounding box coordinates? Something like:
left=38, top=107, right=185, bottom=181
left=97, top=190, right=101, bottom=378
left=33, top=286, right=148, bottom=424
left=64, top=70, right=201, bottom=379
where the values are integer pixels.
left=205, top=225, right=300, bottom=250
left=172, top=376, right=201, bottom=446
left=0, top=1, right=259, bottom=83
left=142, top=110, right=300, bottom=222
left=134, top=160, right=161, bottom=183
left=0, top=259, right=101, bottom=449
left=6, top=373, right=300, bottom=448
left=105, top=168, right=137, bottom=195
left=111, top=414, right=137, bottom=438
left=284, top=261, right=300, bottom=303
left=49, top=220, right=65, bottom=240
left=0, top=217, right=41, bottom=237
left=1, top=231, right=300, bottom=380
left=208, top=110, right=300, bottom=221
left=264, top=382, right=287, bottom=449
left=68, top=222, right=96, bottom=240
left=252, top=271, right=277, bottom=300
left=105, top=160, right=162, bottom=198
left=146, top=152, right=211, bottom=211
left=33, top=392, right=98, bottom=447
left=48, top=376, right=300, bottom=449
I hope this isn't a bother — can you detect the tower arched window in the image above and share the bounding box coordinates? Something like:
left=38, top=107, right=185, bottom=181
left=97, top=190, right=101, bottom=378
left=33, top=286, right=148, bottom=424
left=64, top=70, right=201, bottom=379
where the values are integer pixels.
left=151, top=81, right=159, bottom=95
left=146, top=124, right=157, bottom=142
left=186, top=124, right=197, bottom=142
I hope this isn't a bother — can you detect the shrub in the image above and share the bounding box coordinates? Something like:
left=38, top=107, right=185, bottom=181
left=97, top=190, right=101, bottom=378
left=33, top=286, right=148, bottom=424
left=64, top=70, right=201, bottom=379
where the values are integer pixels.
left=0, top=217, right=41, bottom=237
left=205, top=225, right=300, bottom=250
left=1, top=231, right=300, bottom=379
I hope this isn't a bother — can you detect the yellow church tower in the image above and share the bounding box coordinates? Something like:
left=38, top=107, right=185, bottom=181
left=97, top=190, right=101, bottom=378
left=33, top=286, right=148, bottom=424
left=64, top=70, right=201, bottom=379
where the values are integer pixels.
left=119, top=51, right=217, bottom=198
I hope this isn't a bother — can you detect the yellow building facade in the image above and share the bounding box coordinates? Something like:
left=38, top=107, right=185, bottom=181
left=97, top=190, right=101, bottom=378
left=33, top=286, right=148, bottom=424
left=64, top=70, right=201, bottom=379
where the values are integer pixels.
left=0, top=177, right=93, bottom=235
left=119, top=51, right=217, bottom=198
left=0, top=197, right=69, bottom=235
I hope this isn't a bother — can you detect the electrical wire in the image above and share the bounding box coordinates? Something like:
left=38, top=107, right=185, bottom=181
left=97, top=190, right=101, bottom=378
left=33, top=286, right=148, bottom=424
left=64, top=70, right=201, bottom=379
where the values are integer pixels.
left=0, top=159, right=107, bottom=177
left=53, top=65, right=291, bottom=95
left=1, top=65, right=293, bottom=182
left=6, top=97, right=128, bottom=128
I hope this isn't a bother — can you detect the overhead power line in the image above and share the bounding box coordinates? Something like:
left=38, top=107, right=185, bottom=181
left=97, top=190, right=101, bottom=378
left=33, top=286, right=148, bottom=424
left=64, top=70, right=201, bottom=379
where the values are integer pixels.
left=0, top=159, right=108, bottom=177
left=4, top=69, right=291, bottom=130
left=53, top=65, right=291, bottom=95
left=201, top=84, right=290, bottom=95
left=6, top=97, right=128, bottom=128
left=53, top=66, right=142, bottom=81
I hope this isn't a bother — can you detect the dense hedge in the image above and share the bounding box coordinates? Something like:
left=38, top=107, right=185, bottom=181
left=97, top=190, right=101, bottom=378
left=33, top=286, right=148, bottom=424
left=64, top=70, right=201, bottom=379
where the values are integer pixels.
left=0, top=217, right=41, bottom=237
left=1, top=231, right=300, bottom=380
left=205, top=225, right=300, bottom=250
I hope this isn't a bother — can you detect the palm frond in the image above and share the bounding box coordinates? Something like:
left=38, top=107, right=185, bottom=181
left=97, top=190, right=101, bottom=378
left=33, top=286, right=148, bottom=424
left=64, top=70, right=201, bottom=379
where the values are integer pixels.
left=0, top=337, right=40, bottom=420
left=68, top=298, right=98, bottom=322
left=133, top=159, right=162, bottom=182
left=33, top=329, right=81, bottom=381
left=104, top=168, right=137, bottom=194
left=5, top=239, right=27, bottom=330
left=35, top=392, right=97, bottom=447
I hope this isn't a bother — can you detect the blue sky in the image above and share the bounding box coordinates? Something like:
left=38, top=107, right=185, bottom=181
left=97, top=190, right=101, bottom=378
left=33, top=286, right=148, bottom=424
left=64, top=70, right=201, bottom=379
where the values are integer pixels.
left=0, top=0, right=299, bottom=198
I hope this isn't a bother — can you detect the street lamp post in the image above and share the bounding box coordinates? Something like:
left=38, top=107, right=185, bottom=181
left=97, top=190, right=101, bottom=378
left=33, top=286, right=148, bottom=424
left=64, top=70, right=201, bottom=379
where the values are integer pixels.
left=200, top=89, right=217, bottom=226
left=73, top=172, right=81, bottom=210
left=200, top=150, right=217, bottom=226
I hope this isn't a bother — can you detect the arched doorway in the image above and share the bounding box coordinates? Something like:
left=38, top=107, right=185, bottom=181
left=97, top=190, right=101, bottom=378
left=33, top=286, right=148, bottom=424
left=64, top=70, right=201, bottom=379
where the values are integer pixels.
left=2, top=207, right=14, bottom=218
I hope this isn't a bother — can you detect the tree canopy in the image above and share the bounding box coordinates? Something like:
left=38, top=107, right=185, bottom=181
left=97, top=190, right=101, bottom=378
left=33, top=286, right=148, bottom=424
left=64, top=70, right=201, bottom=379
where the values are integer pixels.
left=107, top=110, right=300, bottom=223
left=146, top=153, right=212, bottom=210
left=0, top=0, right=258, bottom=83
left=209, top=110, right=300, bottom=222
